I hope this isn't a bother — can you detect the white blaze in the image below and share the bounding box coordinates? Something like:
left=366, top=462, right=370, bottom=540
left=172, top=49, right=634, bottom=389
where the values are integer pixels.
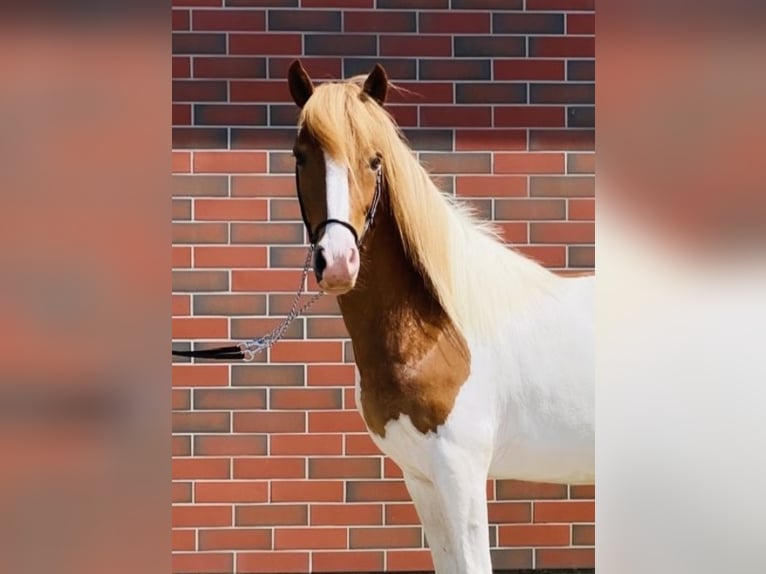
left=320, top=152, right=356, bottom=254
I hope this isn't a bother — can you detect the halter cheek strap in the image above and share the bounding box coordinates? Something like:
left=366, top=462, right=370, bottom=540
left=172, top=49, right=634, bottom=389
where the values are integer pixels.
left=296, top=165, right=383, bottom=248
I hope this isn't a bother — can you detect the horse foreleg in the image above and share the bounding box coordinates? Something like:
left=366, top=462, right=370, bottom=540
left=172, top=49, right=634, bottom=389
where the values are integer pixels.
left=404, top=472, right=455, bottom=574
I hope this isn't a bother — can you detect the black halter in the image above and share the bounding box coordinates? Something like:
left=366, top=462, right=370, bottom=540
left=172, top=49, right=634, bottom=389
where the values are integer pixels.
left=296, top=164, right=383, bottom=248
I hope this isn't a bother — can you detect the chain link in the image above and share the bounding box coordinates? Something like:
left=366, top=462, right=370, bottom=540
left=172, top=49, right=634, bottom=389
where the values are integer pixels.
left=238, top=245, right=323, bottom=361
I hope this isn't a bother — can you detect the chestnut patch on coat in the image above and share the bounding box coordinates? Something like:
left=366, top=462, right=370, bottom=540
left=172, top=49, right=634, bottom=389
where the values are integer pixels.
left=338, top=200, right=471, bottom=437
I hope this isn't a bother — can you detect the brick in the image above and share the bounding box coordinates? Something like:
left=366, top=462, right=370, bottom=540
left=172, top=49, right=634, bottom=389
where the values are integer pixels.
left=173, top=174, right=228, bottom=197
left=194, top=434, right=267, bottom=456
left=493, top=12, right=564, bottom=34
left=383, top=458, right=403, bottom=478
left=274, top=527, right=347, bottom=550
left=194, top=104, right=267, bottom=126
left=192, top=10, right=265, bottom=31
left=173, top=80, right=227, bottom=101
left=419, top=59, right=490, bottom=81
left=227, top=0, right=296, bottom=4
left=173, top=457, right=229, bottom=480
left=194, top=246, right=267, bottom=269
left=568, top=59, right=595, bottom=81
left=531, top=36, right=594, bottom=58
left=400, top=129, right=453, bottom=151
left=488, top=501, right=532, bottom=523
left=199, top=528, right=271, bottom=550
left=172, top=317, right=227, bottom=339
left=172, top=364, right=229, bottom=387
left=345, top=434, right=381, bottom=455
left=346, top=480, right=410, bottom=502
left=568, top=106, right=595, bottom=128
left=173, top=127, right=228, bottom=149
left=453, top=0, right=521, bottom=6
left=528, top=0, right=594, bottom=8
left=350, top=526, right=421, bottom=549
left=573, top=523, right=594, bottom=545
left=343, top=58, right=417, bottom=80
left=173, top=436, right=191, bottom=459
left=497, top=222, right=528, bottom=244
left=570, top=484, right=595, bottom=499
left=420, top=106, right=488, bottom=128
left=305, top=34, right=377, bottom=56
left=454, top=36, right=525, bottom=59
left=490, top=549, right=533, bottom=570
left=530, top=129, right=594, bottom=151
left=385, top=503, right=419, bottom=524
left=232, top=317, right=303, bottom=341
left=386, top=550, right=434, bottom=572
left=530, top=175, right=594, bottom=197
left=306, top=365, right=355, bottom=386
left=378, top=0, right=446, bottom=6
left=173, top=553, right=232, bottom=574
left=495, top=152, right=565, bottom=174
left=456, top=129, right=526, bottom=151
left=234, top=457, right=306, bottom=479
left=515, top=245, right=566, bottom=267
left=420, top=152, right=491, bottom=174
left=269, top=294, right=340, bottom=315
left=303, top=0, right=372, bottom=5
left=236, top=504, right=308, bottom=526
left=234, top=411, right=305, bottom=433
left=268, top=104, right=300, bottom=126
left=229, top=33, right=301, bottom=56
left=231, top=364, right=305, bottom=387
left=455, top=83, right=526, bottom=104
left=494, top=59, right=565, bottom=81
left=309, top=457, right=381, bottom=479
left=173, top=411, right=230, bottom=433
left=268, top=57, right=343, bottom=80
left=268, top=246, right=315, bottom=268
left=172, top=56, right=190, bottom=78
left=496, top=199, right=565, bottom=220
left=456, top=175, right=526, bottom=198
left=269, top=9, right=340, bottom=31
left=232, top=129, right=296, bottom=151
left=271, top=433, right=343, bottom=455
left=312, top=551, right=384, bottom=573
left=194, top=151, right=267, bottom=173
left=193, top=296, right=265, bottom=318
left=272, top=480, right=344, bottom=502
left=311, top=503, right=382, bottom=526
left=270, top=341, right=343, bottom=363
left=231, top=222, right=304, bottom=244
left=531, top=221, right=594, bottom=243
left=196, top=481, right=269, bottom=503
left=269, top=150, right=295, bottom=173
left=568, top=12, right=595, bottom=34
left=173, top=199, right=191, bottom=222
left=536, top=548, right=595, bottom=569
left=173, top=389, right=191, bottom=411
left=174, top=0, right=221, bottom=4
left=531, top=83, right=594, bottom=104
left=567, top=152, right=595, bottom=174
left=419, top=11, right=489, bottom=33
left=173, top=505, right=231, bottom=527
left=310, top=410, right=367, bottom=433
left=534, top=500, right=595, bottom=523
left=173, top=104, right=191, bottom=125
left=496, top=480, right=567, bottom=500
left=271, top=388, right=343, bottom=410
left=305, top=318, right=349, bottom=340
left=172, top=528, right=195, bottom=550
left=173, top=270, right=228, bottom=292
left=498, top=523, right=570, bottom=546
left=195, top=198, right=267, bottom=221
left=172, top=32, right=226, bottom=54
left=345, top=10, right=415, bottom=32
left=172, top=9, right=190, bottom=30
left=380, top=36, right=451, bottom=57
left=171, top=484, right=192, bottom=502
left=569, top=245, right=594, bottom=267
left=495, top=106, right=565, bottom=128
left=231, top=269, right=305, bottom=292
left=230, top=81, right=293, bottom=103
left=568, top=198, right=594, bottom=220
left=237, top=552, right=309, bottom=574
left=268, top=198, right=300, bottom=222
left=194, top=388, right=266, bottom=409
left=232, top=175, right=295, bottom=197
left=194, top=57, right=267, bottom=79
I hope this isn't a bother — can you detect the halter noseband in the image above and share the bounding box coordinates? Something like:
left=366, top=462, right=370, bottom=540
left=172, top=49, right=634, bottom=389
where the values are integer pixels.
left=295, top=164, right=383, bottom=248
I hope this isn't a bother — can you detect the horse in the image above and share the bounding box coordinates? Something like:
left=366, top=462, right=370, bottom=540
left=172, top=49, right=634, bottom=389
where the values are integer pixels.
left=287, top=60, right=594, bottom=574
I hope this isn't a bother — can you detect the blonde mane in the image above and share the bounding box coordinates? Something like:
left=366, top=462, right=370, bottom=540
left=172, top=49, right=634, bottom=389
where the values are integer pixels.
left=299, top=78, right=560, bottom=340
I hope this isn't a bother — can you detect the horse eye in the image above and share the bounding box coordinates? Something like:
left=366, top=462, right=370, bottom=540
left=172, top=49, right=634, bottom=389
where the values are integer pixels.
left=370, top=155, right=381, bottom=170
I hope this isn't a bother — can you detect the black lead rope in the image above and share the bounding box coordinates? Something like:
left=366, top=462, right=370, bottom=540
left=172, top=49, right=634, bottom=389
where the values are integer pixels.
left=172, top=165, right=382, bottom=363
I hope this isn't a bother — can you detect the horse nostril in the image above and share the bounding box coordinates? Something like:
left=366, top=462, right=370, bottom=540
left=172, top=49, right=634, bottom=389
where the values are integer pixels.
left=314, top=247, right=327, bottom=281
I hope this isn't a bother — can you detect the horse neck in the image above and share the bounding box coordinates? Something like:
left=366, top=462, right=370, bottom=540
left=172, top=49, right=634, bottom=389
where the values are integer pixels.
left=337, top=201, right=454, bottom=371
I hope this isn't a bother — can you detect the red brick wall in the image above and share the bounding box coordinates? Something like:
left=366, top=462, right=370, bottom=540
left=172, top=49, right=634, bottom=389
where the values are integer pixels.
left=172, top=1, right=594, bottom=571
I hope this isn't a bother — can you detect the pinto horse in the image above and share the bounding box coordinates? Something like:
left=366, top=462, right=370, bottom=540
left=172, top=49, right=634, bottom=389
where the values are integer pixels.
left=287, top=60, right=594, bottom=574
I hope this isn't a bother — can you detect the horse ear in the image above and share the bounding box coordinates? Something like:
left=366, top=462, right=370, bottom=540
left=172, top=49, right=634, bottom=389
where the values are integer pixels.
left=288, top=60, right=314, bottom=108
left=363, top=63, right=388, bottom=105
